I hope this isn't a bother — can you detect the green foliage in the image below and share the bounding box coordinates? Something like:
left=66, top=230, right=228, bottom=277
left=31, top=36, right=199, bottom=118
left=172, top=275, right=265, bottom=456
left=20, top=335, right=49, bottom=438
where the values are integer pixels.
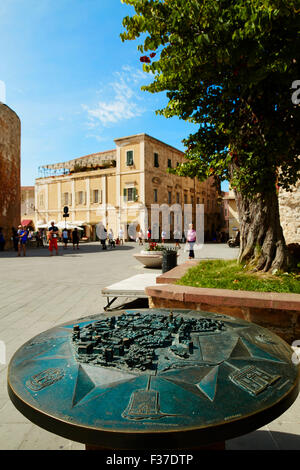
left=177, top=259, right=300, bottom=293
left=121, top=0, right=300, bottom=196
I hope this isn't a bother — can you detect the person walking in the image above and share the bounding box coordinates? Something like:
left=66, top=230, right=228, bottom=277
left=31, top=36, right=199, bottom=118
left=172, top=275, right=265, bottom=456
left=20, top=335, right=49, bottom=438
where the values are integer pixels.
left=173, top=228, right=181, bottom=249
left=72, top=228, right=79, bottom=250
left=0, top=227, right=5, bottom=251
left=108, top=229, right=115, bottom=249
left=18, top=225, right=28, bottom=256
left=138, top=229, right=144, bottom=245
left=48, top=221, right=59, bottom=256
left=161, top=229, right=166, bottom=244
left=187, top=223, right=197, bottom=259
left=147, top=227, right=151, bottom=243
left=118, top=227, right=124, bottom=245
left=11, top=227, right=19, bottom=251
left=62, top=228, right=68, bottom=249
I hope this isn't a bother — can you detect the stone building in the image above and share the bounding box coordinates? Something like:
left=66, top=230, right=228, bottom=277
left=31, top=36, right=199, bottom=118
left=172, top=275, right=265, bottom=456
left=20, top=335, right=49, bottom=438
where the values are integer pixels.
left=278, top=181, right=300, bottom=244
left=222, top=184, right=300, bottom=244
left=0, top=103, right=21, bottom=245
left=221, top=189, right=240, bottom=240
left=21, top=186, right=35, bottom=229
left=35, top=133, right=221, bottom=241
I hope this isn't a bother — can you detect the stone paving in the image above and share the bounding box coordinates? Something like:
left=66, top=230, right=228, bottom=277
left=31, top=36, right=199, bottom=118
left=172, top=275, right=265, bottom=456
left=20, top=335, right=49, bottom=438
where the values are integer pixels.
left=0, top=241, right=299, bottom=450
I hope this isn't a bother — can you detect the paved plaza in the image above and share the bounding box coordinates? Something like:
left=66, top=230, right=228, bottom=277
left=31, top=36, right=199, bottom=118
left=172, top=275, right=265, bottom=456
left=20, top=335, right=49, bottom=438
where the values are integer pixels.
left=0, top=241, right=299, bottom=450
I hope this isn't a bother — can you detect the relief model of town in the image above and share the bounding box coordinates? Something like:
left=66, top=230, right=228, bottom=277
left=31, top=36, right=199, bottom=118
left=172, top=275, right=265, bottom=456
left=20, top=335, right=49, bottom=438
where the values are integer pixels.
left=71, top=311, right=226, bottom=374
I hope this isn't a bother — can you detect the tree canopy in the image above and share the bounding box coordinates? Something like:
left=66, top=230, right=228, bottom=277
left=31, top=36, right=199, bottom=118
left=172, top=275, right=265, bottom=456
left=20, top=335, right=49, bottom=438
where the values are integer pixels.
left=121, top=0, right=300, bottom=196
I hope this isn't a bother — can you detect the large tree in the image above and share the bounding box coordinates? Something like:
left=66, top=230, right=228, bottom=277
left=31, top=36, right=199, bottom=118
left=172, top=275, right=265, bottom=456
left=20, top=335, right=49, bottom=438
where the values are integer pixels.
left=121, top=0, right=300, bottom=272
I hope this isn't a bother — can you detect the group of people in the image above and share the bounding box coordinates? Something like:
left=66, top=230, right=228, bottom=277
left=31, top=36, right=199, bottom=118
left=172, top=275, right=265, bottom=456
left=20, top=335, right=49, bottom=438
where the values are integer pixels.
left=8, top=222, right=81, bottom=256
left=48, top=222, right=80, bottom=255
left=99, top=228, right=125, bottom=250
left=141, top=225, right=197, bottom=259
left=7, top=221, right=197, bottom=259
left=9, top=225, right=31, bottom=256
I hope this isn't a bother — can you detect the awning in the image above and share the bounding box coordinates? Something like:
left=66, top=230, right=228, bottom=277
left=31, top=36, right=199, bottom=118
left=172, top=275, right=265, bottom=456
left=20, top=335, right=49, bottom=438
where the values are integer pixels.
left=56, top=221, right=84, bottom=230
left=21, top=219, right=33, bottom=227
left=72, top=221, right=86, bottom=226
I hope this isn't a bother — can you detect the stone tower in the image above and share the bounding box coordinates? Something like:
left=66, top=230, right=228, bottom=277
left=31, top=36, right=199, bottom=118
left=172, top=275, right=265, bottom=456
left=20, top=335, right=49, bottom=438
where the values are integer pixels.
left=0, top=103, right=21, bottom=247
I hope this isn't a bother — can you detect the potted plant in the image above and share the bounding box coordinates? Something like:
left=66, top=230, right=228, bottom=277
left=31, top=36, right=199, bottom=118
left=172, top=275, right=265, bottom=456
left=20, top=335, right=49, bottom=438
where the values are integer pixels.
left=134, top=243, right=165, bottom=268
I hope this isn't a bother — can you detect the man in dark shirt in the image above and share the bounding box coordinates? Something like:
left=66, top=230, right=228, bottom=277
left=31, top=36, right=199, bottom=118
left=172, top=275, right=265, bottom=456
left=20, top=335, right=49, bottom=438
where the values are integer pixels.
left=17, top=225, right=28, bottom=256
left=48, top=221, right=59, bottom=256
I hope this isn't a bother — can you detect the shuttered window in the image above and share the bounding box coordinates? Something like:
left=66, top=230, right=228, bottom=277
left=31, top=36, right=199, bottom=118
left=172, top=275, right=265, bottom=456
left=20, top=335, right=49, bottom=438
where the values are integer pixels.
left=123, top=187, right=137, bottom=202
left=126, top=150, right=134, bottom=166
left=76, top=191, right=86, bottom=205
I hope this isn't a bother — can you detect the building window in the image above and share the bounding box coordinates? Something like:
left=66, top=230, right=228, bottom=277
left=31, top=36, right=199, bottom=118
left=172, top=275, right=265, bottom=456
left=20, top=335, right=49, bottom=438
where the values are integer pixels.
left=93, top=190, right=99, bottom=203
left=126, top=150, right=134, bottom=166
left=184, top=193, right=187, bottom=204
left=63, top=192, right=69, bottom=205
left=123, top=187, right=137, bottom=202
left=154, top=153, right=159, bottom=168
left=154, top=188, right=158, bottom=202
left=76, top=191, right=86, bottom=205
left=197, top=197, right=200, bottom=204
left=168, top=159, right=172, bottom=168
left=176, top=193, right=180, bottom=204
left=168, top=191, right=172, bottom=204
left=39, top=193, right=44, bottom=207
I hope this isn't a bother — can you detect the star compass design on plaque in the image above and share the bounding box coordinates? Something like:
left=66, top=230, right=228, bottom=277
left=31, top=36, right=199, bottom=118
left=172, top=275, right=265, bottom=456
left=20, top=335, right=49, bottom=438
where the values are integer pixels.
left=9, top=309, right=297, bottom=434
left=69, top=310, right=289, bottom=423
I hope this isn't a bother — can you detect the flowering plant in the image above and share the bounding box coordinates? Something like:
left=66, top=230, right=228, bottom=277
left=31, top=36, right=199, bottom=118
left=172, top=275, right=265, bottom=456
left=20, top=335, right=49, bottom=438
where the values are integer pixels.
left=146, top=242, right=164, bottom=251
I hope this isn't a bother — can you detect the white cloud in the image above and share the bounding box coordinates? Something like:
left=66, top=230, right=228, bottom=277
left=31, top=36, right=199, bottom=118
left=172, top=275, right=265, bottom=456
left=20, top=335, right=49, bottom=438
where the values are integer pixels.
left=0, top=80, right=6, bottom=103
left=83, top=67, right=148, bottom=127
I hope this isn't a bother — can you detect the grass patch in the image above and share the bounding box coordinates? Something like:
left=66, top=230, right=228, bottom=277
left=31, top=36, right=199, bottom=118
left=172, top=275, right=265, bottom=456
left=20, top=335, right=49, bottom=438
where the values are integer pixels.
left=177, top=259, right=300, bottom=294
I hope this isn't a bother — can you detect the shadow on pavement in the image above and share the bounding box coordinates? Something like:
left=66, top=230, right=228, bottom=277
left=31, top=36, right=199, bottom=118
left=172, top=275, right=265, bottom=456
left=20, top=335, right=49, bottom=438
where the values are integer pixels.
left=226, top=429, right=300, bottom=450
left=0, top=243, right=136, bottom=258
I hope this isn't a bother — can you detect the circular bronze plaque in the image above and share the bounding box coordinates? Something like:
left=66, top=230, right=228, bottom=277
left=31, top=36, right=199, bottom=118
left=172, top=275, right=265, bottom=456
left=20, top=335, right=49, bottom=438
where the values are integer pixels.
left=7, top=309, right=300, bottom=449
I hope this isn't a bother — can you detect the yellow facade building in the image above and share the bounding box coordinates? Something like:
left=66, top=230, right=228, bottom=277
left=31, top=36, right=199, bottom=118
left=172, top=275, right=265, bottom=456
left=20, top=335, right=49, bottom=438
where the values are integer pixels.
left=222, top=189, right=240, bottom=239
left=35, top=134, right=221, bottom=241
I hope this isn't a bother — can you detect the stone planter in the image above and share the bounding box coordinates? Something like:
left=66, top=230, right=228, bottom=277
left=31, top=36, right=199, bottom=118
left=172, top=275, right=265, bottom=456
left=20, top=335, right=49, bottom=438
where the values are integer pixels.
left=134, top=250, right=163, bottom=268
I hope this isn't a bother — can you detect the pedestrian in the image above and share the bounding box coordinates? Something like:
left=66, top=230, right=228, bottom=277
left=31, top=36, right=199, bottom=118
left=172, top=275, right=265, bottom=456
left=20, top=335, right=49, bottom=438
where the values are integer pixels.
left=118, top=227, right=124, bottom=245
left=108, top=229, right=115, bottom=249
left=147, top=227, right=151, bottom=243
left=187, top=223, right=197, bottom=259
left=138, top=229, right=143, bottom=245
left=161, top=229, right=166, bottom=244
left=173, top=228, right=181, bottom=249
left=0, top=227, right=5, bottom=251
left=62, top=228, right=68, bottom=249
left=18, top=225, right=28, bottom=256
left=72, top=228, right=79, bottom=250
left=48, top=221, right=59, bottom=256
left=11, top=227, right=18, bottom=251
left=35, top=230, right=43, bottom=247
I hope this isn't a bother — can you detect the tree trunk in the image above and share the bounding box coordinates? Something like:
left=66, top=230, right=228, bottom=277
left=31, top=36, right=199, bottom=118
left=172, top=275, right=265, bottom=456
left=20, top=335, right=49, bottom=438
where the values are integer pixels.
left=234, top=189, right=288, bottom=272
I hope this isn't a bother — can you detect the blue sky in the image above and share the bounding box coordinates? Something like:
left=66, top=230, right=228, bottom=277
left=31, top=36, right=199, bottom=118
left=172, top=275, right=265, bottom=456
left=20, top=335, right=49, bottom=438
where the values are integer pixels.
left=0, top=0, right=228, bottom=191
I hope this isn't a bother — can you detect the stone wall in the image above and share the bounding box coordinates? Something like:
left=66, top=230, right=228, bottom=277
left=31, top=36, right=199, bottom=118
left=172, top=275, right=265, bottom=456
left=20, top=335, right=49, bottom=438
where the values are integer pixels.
left=279, top=181, right=300, bottom=244
left=0, top=103, right=21, bottom=246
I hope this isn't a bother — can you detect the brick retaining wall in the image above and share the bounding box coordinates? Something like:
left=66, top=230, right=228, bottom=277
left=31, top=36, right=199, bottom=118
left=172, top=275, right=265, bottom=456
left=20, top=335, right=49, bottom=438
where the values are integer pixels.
left=147, top=262, right=300, bottom=344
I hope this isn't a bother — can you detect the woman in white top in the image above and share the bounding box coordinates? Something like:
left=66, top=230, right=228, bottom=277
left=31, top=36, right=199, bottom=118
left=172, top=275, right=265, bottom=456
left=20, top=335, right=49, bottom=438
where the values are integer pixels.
left=187, top=223, right=196, bottom=259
